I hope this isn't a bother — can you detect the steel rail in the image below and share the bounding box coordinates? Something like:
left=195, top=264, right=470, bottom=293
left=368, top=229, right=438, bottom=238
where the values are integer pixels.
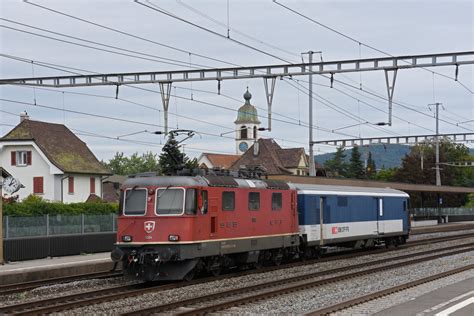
left=1, top=233, right=473, bottom=315
left=307, top=264, right=474, bottom=315
left=0, top=271, right=122, bottom=296
left=124, top=245, right=474, bottom=315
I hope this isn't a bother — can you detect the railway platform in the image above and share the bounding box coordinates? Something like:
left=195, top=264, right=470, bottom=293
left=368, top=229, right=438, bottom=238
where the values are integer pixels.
left=0, top=252, right=114, bottom=286
left=376, top=275, right=474, bottom=316
left=411, top=221, right=474, bottom=235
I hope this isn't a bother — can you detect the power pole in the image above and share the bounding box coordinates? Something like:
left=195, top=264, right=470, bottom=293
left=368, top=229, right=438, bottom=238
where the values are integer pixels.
left=429, top=102, right=442, bottom=186
left=303, top=51, right=316, bottom=177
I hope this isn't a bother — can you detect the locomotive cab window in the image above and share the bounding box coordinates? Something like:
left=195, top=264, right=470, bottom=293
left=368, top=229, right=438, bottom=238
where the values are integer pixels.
left=272, top=193, right=282, bottom=210
left=249, top=192, right=260, bottom=211
left=156, top=188, right=185, bottom=215
left=185, top=189, right=197, bottom=215
left=123, top=188, right=147, bottom=216
left=222, top=191, right=235, bottom=211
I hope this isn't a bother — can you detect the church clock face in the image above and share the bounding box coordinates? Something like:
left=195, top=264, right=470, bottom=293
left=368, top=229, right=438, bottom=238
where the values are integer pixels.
left=239, top=142, right=249, bottom=152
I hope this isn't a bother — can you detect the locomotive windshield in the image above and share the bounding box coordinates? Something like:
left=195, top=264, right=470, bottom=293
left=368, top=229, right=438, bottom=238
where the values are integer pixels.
left=156, top=188, right=184, bottom=215
left=123, top=188, right=147, bottom=216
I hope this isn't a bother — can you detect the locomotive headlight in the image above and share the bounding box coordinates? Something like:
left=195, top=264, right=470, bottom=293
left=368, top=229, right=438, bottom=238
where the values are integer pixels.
left=168, top=234, right=180, bottom=241
left=122, top=235, right=133, bottom=242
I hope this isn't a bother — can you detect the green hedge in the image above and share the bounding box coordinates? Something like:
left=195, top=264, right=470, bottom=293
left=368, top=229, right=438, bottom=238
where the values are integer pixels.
left=3, top=195, right=118, bottom=216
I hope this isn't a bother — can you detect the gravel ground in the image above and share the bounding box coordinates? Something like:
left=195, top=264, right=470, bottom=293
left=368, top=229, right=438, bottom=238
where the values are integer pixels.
left=229, top=251, right=474, bottom=315
left=335, top=269, right=474, bottom=315
left=63, top=238, right=474, bottom=315
left=0, top=277, right=139, bottom=307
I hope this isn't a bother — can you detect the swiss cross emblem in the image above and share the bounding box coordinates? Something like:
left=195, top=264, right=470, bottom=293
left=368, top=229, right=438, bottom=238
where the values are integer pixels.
left=144, top=221, right=155, bottom=234
left=332, top=227, right=338, bottom=234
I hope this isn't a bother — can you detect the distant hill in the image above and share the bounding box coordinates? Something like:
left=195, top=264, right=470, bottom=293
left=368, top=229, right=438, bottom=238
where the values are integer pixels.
left=315, top=144, right=411, bottom=169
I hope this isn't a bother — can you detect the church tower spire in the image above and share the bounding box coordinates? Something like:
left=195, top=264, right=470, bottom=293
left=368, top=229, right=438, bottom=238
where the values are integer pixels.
left=235, top=88, right=261, bottom=154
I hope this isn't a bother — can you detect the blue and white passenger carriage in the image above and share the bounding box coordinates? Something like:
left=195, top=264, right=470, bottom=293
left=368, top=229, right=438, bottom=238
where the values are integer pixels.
left=294, top=184, right=410, bottom=249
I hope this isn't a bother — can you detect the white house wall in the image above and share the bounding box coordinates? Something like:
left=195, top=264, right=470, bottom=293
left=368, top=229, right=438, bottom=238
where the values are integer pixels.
left=61, top=174, right=101, bottom=203
left=0, top=144, right=57, bottom=201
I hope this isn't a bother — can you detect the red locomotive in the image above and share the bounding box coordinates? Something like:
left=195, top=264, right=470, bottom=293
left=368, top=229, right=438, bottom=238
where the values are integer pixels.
left=111, top=174, right=299, bottom=281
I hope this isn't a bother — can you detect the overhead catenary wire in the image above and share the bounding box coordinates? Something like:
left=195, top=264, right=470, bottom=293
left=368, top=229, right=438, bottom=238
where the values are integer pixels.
left=22, top=0, right=241, bottom=68
left=134, top=0, right=293, bottom=64
left=273, top=0, right=474, bottom=94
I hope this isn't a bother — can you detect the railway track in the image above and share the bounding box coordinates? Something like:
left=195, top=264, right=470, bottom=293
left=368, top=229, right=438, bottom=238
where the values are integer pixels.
left=0, top=271, right=123, bottom=296
left=123, top=245, right=474, bottom=315
left=307, top=264, right=474, bottom=315
left=0, top=230, right=470, bottom=299
left=3, top=238, right=473, bottom=315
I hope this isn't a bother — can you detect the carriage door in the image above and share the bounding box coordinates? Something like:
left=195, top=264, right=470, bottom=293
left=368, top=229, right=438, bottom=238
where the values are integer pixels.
left=319, top=197, right=326, bottom=246
left=377, top=198, right=384, bottom=234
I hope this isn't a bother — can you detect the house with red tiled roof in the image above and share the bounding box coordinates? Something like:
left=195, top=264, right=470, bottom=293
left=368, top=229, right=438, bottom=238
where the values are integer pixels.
left=231, top=138, right=326, bottom=176
left=0, top=113, right=111, bottom=202
left=197, top=153, right=241, bottom=170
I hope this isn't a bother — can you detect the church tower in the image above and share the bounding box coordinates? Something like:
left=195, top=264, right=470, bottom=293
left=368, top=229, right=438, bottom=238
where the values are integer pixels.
left=235, top=88, right=261, bottom=154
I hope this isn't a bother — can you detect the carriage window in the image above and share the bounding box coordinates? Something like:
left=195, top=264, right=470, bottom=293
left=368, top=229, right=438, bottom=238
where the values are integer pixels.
left=123, top=188, right=147, bottom=216
left=156, top=188, right=184, bottom=215
left=185, top=189, right=197, bottom=215
left=222, top=191, right=235, bottom=211
left=249, top=192, right=260, bottom=211
left=272, top=193, right=282, bottom=210
left=337, top=196, right=348, bottom=207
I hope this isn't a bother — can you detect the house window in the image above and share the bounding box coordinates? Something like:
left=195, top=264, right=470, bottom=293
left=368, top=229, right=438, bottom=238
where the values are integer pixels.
left=68, top=177, right=74, bottom=194
left=272, top=193, right=282, bottom=210
left=33, top=177, right=44, bottom=194
left=90, top=177, right=96, bottom=194
left=222, top=191, right=235, bottom=211
left=249, top=192, right=260, bottom=211
left=12, top=151, right=31, bottom=166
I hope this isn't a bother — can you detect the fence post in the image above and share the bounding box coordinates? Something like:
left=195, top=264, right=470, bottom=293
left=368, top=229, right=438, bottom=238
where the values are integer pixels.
left=81, top=214, right=85, bottom=234
left=5, top=216, right=8, bottom=240
left=46, top=214, right=49, bottom=236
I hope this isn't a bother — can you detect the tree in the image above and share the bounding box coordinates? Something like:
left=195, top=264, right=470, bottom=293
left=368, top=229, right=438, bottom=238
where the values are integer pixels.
left=393, top=140, right=473, bottom=207
left=366, top=151, right=377, bottom=179
left=374, top=166, right=398, bottom=181
left=104, top=151, right=160, bottom=175
left=159, top=135, right=197, bottom=175
left=324, top=146, right=348, bottom=177
left=347, top=146, right=365, bottom=179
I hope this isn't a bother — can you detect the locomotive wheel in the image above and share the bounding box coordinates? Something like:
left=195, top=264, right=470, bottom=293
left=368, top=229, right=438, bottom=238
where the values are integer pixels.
left=210, top=266, right=222, bottom=276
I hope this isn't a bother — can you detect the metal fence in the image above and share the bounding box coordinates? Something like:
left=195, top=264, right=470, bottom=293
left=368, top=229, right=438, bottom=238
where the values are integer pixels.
left=411, top=208, right=474, bottom=217
left=2, top=214, right=117, bottom=239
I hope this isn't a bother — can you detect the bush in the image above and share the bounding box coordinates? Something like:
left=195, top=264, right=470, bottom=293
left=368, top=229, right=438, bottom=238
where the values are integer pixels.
left=4, top=194, right=118, bottom=216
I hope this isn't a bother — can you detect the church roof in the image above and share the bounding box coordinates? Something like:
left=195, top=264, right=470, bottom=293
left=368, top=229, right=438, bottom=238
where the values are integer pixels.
left=234, top=89, right=261, bottom=124
left=199, top=153, right=241, bottom=169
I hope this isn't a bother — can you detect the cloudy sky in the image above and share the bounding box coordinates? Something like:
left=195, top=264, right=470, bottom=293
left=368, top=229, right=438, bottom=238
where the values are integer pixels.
left=1, top=0, right=473, bottom=161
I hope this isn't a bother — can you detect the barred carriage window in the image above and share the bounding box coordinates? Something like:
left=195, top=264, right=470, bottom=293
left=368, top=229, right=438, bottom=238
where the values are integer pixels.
left=272, top=193, right=282, bottom=210
left=249, top=192, right=260, bottom=211
left=337, top=196, right=348, bottom=207
left=222, top=191, right=235, bottom=211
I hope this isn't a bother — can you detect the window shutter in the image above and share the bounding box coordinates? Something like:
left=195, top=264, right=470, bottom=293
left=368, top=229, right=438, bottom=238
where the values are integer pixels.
left=33, top=177, right=44, bottom=194
left=90, top=177, right=95, bottom=194
left=68, top=177, right=74, bottom=194
left=27, top=151, right=32, bottom=165
left=11, top=151, right=16, bottom=166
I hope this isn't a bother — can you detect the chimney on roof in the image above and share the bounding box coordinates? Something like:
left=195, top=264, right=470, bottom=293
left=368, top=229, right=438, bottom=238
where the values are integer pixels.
left=20, top=111, right=29, bottom=122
